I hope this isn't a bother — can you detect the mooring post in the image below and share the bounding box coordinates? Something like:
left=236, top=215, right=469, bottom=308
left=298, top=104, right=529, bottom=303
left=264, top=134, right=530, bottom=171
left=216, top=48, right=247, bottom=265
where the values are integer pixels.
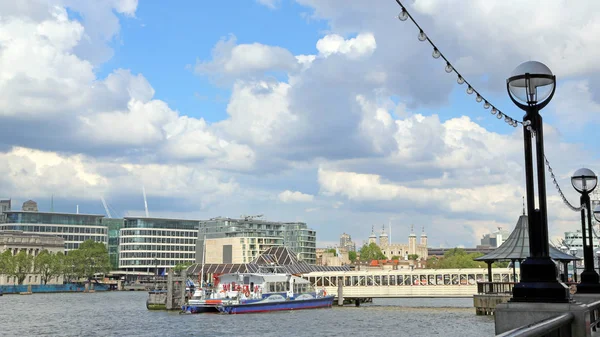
left=337, top=282, right=343, bottom=306
left=166, top=271, right=173, bottom=310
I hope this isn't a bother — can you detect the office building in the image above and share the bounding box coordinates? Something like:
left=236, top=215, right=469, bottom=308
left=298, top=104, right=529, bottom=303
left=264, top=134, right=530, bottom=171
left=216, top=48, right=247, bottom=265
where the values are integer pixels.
left=0, top=211, right=107, bottom=250
left=22, top=200, right=38, bottom=212
left=480, top=226, right=511, bottom=248
left=196, top=216, right=317, bottom=265
left=339, top=232, right=356, bottom=252
left=119, top=217, right=198, bottom=275
left=103, top=218, right=124, bottom=270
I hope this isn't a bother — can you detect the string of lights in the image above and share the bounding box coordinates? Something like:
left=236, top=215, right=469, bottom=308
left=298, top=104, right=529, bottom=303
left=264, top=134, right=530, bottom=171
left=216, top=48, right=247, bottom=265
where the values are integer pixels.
left=544, top=155, right=585, bottom=212
left=394, top=0, right=520, bottom=127
left=394, top=0, right=586, bottom=215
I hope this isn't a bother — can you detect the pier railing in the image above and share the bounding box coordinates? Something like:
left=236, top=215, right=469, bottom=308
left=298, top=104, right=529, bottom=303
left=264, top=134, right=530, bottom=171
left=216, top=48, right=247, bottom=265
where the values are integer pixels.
left=477, top=282, right=515, bottom=295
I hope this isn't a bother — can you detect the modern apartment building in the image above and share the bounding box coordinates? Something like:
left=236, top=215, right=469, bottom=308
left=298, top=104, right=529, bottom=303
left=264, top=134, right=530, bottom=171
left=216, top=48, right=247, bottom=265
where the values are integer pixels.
left=119, top=217, right=198, bottom=275
left=196, top=216, right=317, bottom=265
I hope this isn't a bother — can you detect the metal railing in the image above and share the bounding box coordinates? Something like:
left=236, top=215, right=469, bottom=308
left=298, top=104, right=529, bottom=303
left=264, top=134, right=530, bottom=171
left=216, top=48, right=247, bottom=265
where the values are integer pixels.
left=496, top=313, right=574, bottom=337
left=587, top=300, right=600, bottom=333
left=477, top=282, right=515, bottom=294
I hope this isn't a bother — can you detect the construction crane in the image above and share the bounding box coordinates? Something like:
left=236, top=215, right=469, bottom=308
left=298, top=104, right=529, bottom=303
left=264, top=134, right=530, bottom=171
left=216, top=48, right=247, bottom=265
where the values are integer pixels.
left=100, top=196, right=112, bottom=218
left=143, top=186, right=149, bottom=218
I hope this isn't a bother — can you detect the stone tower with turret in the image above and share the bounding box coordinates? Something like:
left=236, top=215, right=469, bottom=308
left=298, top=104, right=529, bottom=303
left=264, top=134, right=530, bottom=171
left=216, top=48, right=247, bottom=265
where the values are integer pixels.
left=368, top=225, right=377, bottom=245
left=420, top=226, right=427, bottom=247
left=379, top=225, right=389, bottom=247
left=408, top=224, right=417, bottom=255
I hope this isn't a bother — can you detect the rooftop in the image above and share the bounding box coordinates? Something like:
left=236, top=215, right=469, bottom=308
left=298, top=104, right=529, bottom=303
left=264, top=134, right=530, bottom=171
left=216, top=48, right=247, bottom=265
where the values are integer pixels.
left=5, top=210, right=104, bottom=217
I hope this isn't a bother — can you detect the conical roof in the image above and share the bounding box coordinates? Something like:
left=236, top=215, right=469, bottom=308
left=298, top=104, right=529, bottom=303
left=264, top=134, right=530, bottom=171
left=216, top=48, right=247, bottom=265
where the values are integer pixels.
left=474, top=215, right=579, bottom=262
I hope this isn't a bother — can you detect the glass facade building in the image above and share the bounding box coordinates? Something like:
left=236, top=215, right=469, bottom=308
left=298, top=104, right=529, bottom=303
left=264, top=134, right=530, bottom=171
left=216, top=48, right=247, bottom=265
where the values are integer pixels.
left=0, top=211, right=107, bottom=250
left=0, top=199, right=10, bottom=223
left=119, top=217, right=199, bottom=274
left=103, top=218, right=124, bottom=270
left=197, top=218, right=317, bottom=264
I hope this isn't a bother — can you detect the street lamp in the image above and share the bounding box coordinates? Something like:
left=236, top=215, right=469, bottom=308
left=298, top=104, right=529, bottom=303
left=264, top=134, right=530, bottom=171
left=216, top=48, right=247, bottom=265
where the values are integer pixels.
left=571, top=168, right=600, bottom=292
left=570, top=247, right=579, bottom=283
left=507, top=61, right=569, bottom=302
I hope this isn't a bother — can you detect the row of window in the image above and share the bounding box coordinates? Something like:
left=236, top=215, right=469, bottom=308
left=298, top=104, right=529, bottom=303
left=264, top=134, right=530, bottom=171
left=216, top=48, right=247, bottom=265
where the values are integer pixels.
left=121, top=229, right=197, bottom=237
left=120, top=237, right=196, bottom=244
left=307, top=273, right=515, bottom=287
left=0, top=224, right=107, bottom=235
left=124, top=219, right=199, bottom=230
left=119, top=259, right=193, bottom=266
left=119, top=244, right=196, bottom=252
left=120, top=252, right=194, bottom=259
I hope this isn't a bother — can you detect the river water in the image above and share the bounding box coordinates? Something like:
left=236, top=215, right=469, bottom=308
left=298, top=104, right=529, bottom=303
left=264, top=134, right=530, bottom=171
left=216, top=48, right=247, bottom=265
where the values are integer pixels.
left=0, top=292, right=495, bottom=336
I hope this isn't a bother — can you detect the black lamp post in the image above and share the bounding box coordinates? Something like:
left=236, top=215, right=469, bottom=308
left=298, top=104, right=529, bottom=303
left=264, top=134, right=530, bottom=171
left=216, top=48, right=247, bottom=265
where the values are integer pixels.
left=570, top=247, right=579, bottom=283
left=506, top=61, right=569, bottom=302
left=572, top=168, right=600, bottom=292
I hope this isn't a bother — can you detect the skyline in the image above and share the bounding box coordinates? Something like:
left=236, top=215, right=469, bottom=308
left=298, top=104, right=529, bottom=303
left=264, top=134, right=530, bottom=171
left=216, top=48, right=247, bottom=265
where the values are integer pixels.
left=1, top=1, right=599, bottom=249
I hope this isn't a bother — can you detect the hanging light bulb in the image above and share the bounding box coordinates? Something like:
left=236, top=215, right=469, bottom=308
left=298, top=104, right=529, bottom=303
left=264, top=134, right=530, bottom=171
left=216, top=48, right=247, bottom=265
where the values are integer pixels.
left=457, top=76, right=464, bottom=85
left=445, top=62, right=453, bottom=73
left=398, top=9, right=409, bottom=21
left=483, top=101, right=490, bottom=109
left=476, top=94, right=483, bottom=103
left=504, top=116, right=510, bottom=122
left=467, top=86, right=474, bottom=94
left=497, top=112, right=503, bottom=119
left=432, top=48, right=441, bottom=59
left=418, top=30, right=427, bottom=41
left=491, top=108, right=497, bottom=115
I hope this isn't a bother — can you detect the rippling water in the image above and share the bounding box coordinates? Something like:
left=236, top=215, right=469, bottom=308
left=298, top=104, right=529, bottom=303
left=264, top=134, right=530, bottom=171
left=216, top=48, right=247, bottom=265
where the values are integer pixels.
left=0, top=292, right=494, bottom=336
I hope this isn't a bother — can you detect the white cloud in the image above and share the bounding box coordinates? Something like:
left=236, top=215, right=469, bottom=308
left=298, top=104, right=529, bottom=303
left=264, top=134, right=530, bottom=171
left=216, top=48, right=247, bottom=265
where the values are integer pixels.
left=316, top=33, right=376, bottom=59
left=195, top=35, right=299, bottom=82
left=278, top=190, right=314, bottom=203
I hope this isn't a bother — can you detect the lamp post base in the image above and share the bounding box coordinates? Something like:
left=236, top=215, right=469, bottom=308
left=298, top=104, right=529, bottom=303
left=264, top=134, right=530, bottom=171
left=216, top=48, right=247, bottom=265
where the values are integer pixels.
left=576, top=270, right=600, bottom=293
left=510, top=257, right=570, bottom=303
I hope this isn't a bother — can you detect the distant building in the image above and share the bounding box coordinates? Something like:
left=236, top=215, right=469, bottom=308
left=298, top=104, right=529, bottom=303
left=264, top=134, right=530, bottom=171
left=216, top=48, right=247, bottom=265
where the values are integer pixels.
left=316, top=247, right=349, bottom=266
left=339, top=232, right=356, bottom=252
left=0, top=210, right=108, bottom=251
left=196, top=216, right=316, bottom=265
left=119, top=217, right=198, bottom=275
left=203, top=236, right=284, bottom=264
left=21, top=200, right=38, bottom=212
left=103, top=218, right=124, bottom=270
left=370, top=225, right=428, bottom=261
left=0, top=199, right=10, bottom=223
left=0, top=230, right=65, bottom=285
left=480, top=227, right=511, bottom=248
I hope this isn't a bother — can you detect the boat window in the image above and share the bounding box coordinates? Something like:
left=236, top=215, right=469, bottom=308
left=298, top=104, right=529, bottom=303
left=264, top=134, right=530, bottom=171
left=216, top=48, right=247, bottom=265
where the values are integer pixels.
left=269, top=283, right=275, bottom=292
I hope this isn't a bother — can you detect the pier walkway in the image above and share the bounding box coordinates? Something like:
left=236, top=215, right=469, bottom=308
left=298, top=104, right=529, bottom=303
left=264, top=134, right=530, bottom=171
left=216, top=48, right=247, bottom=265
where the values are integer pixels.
left=302, top=268, right=518, bottom=299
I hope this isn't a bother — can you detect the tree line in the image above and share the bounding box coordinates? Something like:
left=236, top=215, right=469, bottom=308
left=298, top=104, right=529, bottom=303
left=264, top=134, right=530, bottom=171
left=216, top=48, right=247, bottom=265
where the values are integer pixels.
left=0, top=240, right=111, bottom=285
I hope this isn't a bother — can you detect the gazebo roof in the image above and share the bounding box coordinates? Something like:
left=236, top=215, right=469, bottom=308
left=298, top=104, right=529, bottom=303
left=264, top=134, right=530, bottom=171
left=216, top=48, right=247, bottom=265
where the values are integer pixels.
left=474, top=215, right=579, bottom=262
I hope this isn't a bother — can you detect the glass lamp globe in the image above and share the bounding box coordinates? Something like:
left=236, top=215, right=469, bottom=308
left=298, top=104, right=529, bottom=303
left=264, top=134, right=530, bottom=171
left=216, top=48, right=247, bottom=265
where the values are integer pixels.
left=594, top=205, right=600, bottom=222
left=571, top=168, right=598, bottom=193
left=507, top=61, right=555, bottom=105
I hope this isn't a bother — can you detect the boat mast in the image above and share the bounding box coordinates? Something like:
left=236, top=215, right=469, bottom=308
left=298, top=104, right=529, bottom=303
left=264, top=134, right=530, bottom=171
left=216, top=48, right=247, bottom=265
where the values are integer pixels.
left=200, top=234, right=206, bottom=287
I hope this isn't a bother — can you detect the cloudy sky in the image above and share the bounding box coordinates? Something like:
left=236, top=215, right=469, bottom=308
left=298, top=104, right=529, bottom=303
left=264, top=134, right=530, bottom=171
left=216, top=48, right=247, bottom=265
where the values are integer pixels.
left=0, top=0, right=598, bottom=248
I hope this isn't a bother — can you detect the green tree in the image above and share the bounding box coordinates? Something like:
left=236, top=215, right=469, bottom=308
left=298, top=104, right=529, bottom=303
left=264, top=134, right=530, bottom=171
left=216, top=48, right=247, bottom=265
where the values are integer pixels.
left=71, top=240, right=111, bottom=280
left=0, top=250, right=14, bottom=280
left=391, top=255, right=402, bottom=261
left=12, top=250, right=34, bottom=284
left=359, top=242, right=386, bottom=261
left=34, top=250, right=61, bottom=284
left=348, top=251, right=357, bottom=262
left=173, top=262, right=192, bottom=273
left=408, top=254, right=419, bottom=261
left=326, top=248, right=337, bottom=256
left=426, top=248, right=491, bottom=269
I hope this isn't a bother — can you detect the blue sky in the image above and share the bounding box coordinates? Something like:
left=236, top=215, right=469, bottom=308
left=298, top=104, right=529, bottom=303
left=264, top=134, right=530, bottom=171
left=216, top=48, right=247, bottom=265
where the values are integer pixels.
left=1, top=0, right=599, bottom=248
